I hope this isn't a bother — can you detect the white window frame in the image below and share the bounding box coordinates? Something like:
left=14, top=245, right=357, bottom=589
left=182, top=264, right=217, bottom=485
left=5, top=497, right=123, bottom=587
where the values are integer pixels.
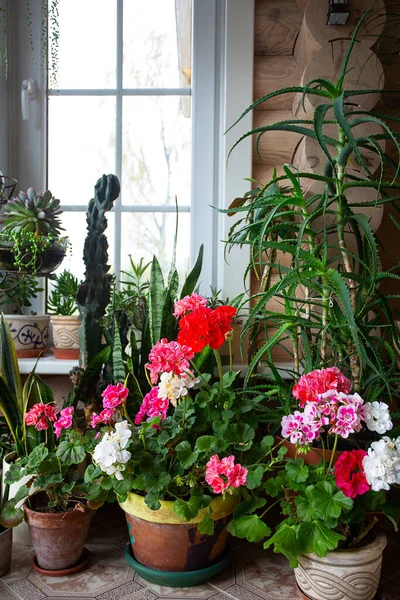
left=3, top=0, right=253, bottom=306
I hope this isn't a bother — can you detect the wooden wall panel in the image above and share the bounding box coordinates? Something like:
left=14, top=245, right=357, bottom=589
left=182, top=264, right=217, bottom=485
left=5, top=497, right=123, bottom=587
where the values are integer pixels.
left=252, top=111, right=302, bottom=166
left=253, top=56, right=301, bottom=110
left=254, top=0, right=302, bottom=56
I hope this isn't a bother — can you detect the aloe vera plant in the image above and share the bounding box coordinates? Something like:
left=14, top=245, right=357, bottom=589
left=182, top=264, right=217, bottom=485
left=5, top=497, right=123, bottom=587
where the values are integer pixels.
left=0, top=314, right=57, bottom=457
left=225, top=3, right=400, bottom=403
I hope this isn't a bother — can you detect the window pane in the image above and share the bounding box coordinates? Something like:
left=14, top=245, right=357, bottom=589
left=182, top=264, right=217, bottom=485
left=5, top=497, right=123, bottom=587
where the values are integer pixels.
left=123, top=0, right=191, bottom=89
left=121, top=96, right=191, bottom=206
left=120, top=212, right=190, bottom=282
left=49, top=0, right=117, bottom=89
left=56, top=212, right=115, bottom=281
left=48, top=97, right=116, bottom=206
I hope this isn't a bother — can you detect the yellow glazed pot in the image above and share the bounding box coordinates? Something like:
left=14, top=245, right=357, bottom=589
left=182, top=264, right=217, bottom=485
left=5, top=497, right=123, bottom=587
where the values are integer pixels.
left=120, top=492, right=237, bottom=572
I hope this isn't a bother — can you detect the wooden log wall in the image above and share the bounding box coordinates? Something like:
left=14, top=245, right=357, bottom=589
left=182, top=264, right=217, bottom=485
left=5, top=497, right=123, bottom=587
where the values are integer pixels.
left=252, top=0, right=400, bottom=362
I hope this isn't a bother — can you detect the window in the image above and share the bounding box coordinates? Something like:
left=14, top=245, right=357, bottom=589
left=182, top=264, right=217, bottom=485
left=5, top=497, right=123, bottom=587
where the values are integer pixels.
left=3, top=0, right=254, bottom=302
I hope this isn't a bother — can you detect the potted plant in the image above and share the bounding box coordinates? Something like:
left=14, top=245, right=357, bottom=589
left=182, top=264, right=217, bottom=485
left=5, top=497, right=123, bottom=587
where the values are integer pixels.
left=223, top=4, right=400, bottom=406
left=48, top=269, right=80, bottom=360
left=0, top=273, right=49, bottom=358
left=0, top=477, right=25, bottom=577
left=257, top=366, right=399, bottom=600
left=2, top=401, right=99, bottom=575
left=0, top=186, right=68, bottom=275
left=86, top=292, right=277, bottom=585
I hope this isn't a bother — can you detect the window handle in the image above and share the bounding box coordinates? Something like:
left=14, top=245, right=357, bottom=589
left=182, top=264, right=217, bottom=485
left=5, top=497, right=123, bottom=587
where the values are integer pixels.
left=21, top=78, right=36, bottom=121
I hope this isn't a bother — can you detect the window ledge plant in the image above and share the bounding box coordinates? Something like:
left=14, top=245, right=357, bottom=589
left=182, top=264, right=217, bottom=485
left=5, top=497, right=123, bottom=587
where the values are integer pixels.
left=48, top=269, right=80, bottom=359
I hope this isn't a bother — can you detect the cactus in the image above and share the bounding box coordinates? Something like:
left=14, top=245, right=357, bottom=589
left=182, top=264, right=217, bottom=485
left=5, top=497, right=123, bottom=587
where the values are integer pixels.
left=77, top=174, right=120, bottom=370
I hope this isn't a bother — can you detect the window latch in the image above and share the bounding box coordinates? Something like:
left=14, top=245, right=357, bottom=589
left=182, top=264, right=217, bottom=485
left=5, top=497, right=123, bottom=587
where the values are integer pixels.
left=21, top=78, right=37, bottom=121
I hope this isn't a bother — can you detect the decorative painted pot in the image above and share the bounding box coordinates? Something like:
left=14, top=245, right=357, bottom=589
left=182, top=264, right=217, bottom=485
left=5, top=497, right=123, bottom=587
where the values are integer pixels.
left=2, top=451, right=33, bottom=544
left=294, top=531, right=387, bottom=600
left=5, top=314, right=50, bottom=358
left=0, top=527, right=12, bottom=577
left=120, top=492, right=237, bottom=573
left=50, top=315, right=80, bottom=360
left=24, top=491, right=95, bottom=571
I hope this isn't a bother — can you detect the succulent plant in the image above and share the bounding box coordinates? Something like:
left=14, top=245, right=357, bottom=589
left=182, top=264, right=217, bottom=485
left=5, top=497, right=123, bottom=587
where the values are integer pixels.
left=2, top=186, right=63, bottom=237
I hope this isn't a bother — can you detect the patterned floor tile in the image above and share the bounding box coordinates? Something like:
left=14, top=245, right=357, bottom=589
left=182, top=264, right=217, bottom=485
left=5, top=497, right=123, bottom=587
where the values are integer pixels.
left=223, top=585, right=265, bottom=600
left=209, top=563, right=236, bottom=591
left=0, top=580, right=21, bottom=600
left=96, top=581, right=145, bottom=600
left=8, top=579, right=46, bottom=600
left=1, top=544, right=35, bottom=584
left=27, top=544, right=134, bottom=597
left=132, top=579, right=219, bottom=600
left=239, top=551, right=301, bottom=600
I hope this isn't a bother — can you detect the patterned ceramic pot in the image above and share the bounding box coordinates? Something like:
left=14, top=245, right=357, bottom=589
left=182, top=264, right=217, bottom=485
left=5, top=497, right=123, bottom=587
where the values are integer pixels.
left=294, top=531, right=387, bottom=600
left=5, top=315, right=50, bottom=358
left=50, top=315, right=80, bottom=359
left=120, top=492, right=237, bottom=573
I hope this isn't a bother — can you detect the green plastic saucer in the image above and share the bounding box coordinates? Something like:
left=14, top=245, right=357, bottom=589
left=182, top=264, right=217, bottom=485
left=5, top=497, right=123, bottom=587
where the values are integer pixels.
left=123, top=542, right=230, bottom=587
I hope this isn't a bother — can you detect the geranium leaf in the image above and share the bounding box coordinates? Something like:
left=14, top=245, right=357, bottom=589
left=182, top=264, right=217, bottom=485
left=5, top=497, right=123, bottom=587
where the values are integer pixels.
left=261, top=435, right=274, bottom=453
left=264, top=519, right=303, bottom=568
left=175, top=441, right=199, bottom=468
left=144, top=472, right=171, bottom=493
left=144, top=492, right=161, bottom=511
left=311, top=481, right=353, bottom=520
left=246, top=466, right=265, bottom=490
left=285, top=459, right=308, bottom=484
left=198, top=507, right=215, bottom=535
left=224, top=422, right=255, bottom=451
left=265, top=474, right=286, bottom=498
left=0, top=500, right=24, bottom=528
left=195, top=435, right=218, bottom=453
left=174, top=494, right=202, bottom=521
left=27, top=444, right=49, bottom=469
left=56, top=438, right=85, bottom=466
left=227, top=514, right=271, bottom=543
left=298, top=520, right=345, bottom=557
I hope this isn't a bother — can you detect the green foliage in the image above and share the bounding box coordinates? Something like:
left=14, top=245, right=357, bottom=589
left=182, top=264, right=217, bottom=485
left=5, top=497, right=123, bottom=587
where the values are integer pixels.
left=2, top=187, right=63, bottom=238
left=47, top=269, right=79, bottom=316
left=224, top=5, right=400, bottom=401
left=0, top=274, right=43, bottom=315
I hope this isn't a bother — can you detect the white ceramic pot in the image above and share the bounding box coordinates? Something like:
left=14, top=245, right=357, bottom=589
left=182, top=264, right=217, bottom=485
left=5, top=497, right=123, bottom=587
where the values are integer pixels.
left=294, top=531, right=387, bottom=600
left=2, top=452, right=33, bottom=545
left=5, top=314, right=50, bottom=358
left=50, top=315, right=80, bottom=359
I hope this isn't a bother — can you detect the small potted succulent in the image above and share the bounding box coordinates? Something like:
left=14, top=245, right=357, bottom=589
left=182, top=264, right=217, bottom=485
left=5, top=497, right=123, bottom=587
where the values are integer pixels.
left=0, top=186, right=68, bottom=275
left=48, top=269, right=80, bottom=360
left=0, top=274, right=49, bottom=358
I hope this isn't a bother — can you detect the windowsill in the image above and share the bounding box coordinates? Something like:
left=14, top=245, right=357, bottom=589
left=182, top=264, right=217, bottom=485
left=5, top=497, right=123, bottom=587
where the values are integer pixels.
left=18, top=353, right=78, bottom=375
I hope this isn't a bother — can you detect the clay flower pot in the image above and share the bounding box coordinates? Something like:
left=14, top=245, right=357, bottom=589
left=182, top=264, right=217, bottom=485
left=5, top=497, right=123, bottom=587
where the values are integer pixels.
left=0, top=527, right=12, bottom=577
left=294, top=531, right=387, bottom=600
left=5, top=314, right=50, bottom=358
left=120, top=492, right=236, bottom=574
left=24, top=492, right=95, bottom=571
left=279, top=437, right=342, bottom=466
left=50, top=315, right=80, bottom=360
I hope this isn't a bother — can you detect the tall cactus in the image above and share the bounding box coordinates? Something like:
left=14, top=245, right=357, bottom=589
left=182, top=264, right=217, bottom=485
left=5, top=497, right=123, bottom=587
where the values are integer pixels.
left=77, top=174, right=120, bottom=369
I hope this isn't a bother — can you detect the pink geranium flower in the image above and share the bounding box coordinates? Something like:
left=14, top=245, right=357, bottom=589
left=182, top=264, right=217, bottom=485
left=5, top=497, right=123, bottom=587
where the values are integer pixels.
left=102, top=383, right=129, bottom=409
left=54, top=407, right=75, bottom=438
left=293, top=367, right=351, bottom=406
left=205, top=454, right=248, bottom=494
left=135, top=387, right=169, bottom=427
left=146, top=339, right=194, bottom=385
left=173, top=293, right=208, bottom=318
left=90, top=408, right=116, bottom=428
left=25, top=402, right=60, bottom=431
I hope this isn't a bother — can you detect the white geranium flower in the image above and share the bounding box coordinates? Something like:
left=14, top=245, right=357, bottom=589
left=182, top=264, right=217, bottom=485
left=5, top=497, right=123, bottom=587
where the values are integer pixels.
left=362, top=436, right=400, bottom=491
left=113, top=420, right=132, bottom=448
left=364, top=401, right=393, bottom=434
left=158, top=372, right=199, bottom=407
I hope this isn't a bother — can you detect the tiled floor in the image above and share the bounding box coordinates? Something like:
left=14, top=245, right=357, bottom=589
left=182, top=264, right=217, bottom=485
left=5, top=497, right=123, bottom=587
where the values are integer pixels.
left=0, top=505, right=399, bottom=600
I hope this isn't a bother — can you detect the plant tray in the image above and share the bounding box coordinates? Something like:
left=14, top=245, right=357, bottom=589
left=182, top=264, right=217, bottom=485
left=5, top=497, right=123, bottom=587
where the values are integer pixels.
left=32, top=547, right=91, bottom=577
left=123, top=542, right=230, bottom=587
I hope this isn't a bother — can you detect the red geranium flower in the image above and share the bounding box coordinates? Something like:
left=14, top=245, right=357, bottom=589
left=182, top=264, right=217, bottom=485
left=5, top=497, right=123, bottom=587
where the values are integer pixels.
left=177, top=305, right=236, bottom=353
left=293, top=367, right=351, bottom=406
left=334, top=449, right=370, bottom=498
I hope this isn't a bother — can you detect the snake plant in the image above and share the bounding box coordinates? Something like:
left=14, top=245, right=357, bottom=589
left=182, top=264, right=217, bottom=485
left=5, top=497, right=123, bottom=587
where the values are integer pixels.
left=225, top=2, right=400, bottom=404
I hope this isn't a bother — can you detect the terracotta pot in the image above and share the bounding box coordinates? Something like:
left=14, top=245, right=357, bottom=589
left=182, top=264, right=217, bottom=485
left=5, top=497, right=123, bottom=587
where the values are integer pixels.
left=2, top=452, right=33, bottom=544
left=5, top=314, right=50, bottom=358
left=24, top=492, right=95, bottom=571
left=294, top=531, right=387, bottom=600
left=120, top=492, right=237, bottom=572
left=50, top=315, right=80, bottom=360
left=279, top=437, right=342, bottom=466
left=0, top=527, right=12, bottom=577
